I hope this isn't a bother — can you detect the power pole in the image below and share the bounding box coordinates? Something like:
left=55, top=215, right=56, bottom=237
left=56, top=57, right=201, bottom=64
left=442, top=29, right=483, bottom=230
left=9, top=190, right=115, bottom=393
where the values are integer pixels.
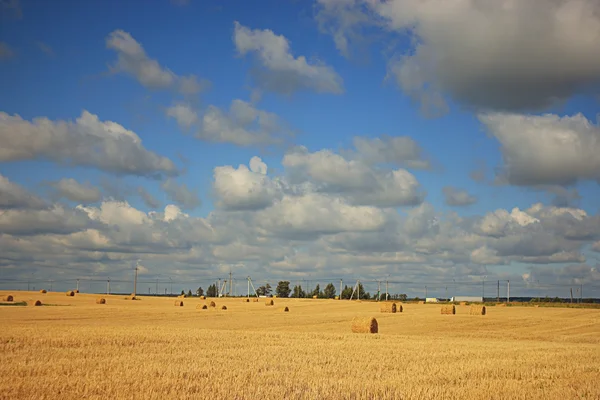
left=580, top=284, right=583, bottom=303
left=107, top=278, right=110, bottom=295
left=339, top=279, right=342, bottom=300
left=570, top=287, right=573, bottom=303
left=507, top=280, right=510, bottom=303
left=229, top=271, right=233, bottom=296
left=385, top=280, right=389, bottom=301
left=218, top=279, right=221, bottom=297
left=133, top=267, right=138, bottom=296
left=445, top=286, right=448, bottom=301
left=247, top=277, right=250, bottom=298
left=497, top=280, right=500, bottom=302
left=377, top=281, right=381, bottom=301
left=155, top=278, right=158, bottom=295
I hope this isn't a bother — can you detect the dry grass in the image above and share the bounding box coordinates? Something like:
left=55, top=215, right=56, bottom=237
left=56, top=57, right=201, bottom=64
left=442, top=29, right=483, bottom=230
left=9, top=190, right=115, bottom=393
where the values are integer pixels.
left=497, top=303, right=507, bottom=307
left=459, top=301, right=467, bottom=306
left=441, top=305, right=456, bottom=315
left=470, top=305, right=486, bottom=315
left=351, top=316, right=378, bottom=334
left=1, top=291, right=600, bottom=400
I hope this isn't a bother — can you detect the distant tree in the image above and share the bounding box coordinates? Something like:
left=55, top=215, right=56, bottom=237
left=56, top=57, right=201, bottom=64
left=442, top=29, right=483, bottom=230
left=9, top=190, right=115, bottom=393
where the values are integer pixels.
left=399, top=294, right=408, bottom=302
left=196, top=287, right=204, bottom=297
left=414, top=297, right=421, bottom=302
left=265, top=283, right=272, bottom=296
left=341, top=285, right=353, bottom=299
left=181, top=290, right=185, bottom=296
left=276, top=281, right=291, bottom=298
left=187, top=289, right=193, bottom=297
left=323, top=283, right=336, bottom=298
left=292, top=285, right=306, bottom=298
left=206, top=284, right=217, bottom=297
left=257, top=286, right=266, bottom=296
left=311, top=284, right=321, bottom=298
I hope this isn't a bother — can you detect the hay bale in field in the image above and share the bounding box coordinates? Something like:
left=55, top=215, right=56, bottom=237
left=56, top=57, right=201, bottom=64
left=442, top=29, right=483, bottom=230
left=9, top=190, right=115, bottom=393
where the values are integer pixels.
left=334, top=296, right=339, bottom=300
left=459, top=301, right=467, bottom=306
left=199, top=295, right=206, bottom=300
left=469, top=305, right=486, bottom=315
left=196, top=304, right=207, bottom=310
left=66, top=291, right=74, bottom=297
left=497, top=303, right=507, bottom=307
left=75, top=290, right=79, bottom=293
left=398, top=304, right=403, bottom=313
left=39, top=289, right=47, bottom=294
left=418, top=301, right=425, bottom=305
left=351, top=317, right=378, bottom=334
left=441, top=305, right=456, bottom=315
left=209, top=301, right=216, bottom=308
left=125, top=294, right=137, bottom=300
left=221, top=305, right=227, bottom=310
left=252, top=298, right=259, bottom=302
left=96, top=298, right=106, bottom=304
left=312, top=295, right=318, bottom=299
left=243, top=298, right=250, bottom=302
left=2, top=295, right=14, bottom=302
left=380, top=302, right=397, bottom=313
left=265, top=299, right=274, bottom=306
left=33, top=300, right=42, bottom=306
left=174, top=300, right=184, bottom=307
left=534, top=305, right=539, bottom=308
left=283, top=306, right=289, bottom=312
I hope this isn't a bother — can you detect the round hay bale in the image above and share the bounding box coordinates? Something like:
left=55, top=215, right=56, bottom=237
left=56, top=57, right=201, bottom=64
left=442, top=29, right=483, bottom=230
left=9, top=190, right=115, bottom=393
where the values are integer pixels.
left=398, top=304, right=403, bottom=313
left=33, top=300, right=42, bottom=306
left=96, top=298, right=106, bottom=305
left=2, top=295, right=14, bottom=302
left=39, top=289, right=47, bottom=294
left=334, top=296, right=339, bottom=300
left=441, top=305, right=456, bottom=315
left=201, top=304, right=208, bottom=309
left=380, top=302, right=397, bottom=313
left=243, top=298, right=250, bottom=302
left=469, top=305, right=486, bottom=315
left=312, top=295, right=318, bottom=299
left=221, top=305, right=227, bottom=310
left=283, top=306, right=289, bottom=312
left=265, top=299, right=274, bottom=306
left=351, top=316, right=378, bottom=334
left=66, top=291, right=74, bottom=297
left=196, top=304, right=205, bottom=309
left=417, top=301, right=425, bottom=304
left=252, top=298, right=259, bottom=302
left=174, top=300, right=184, bottom=307
left=75, top=290, right=79, bottom=293
left=209, top=301, right=216, bottom=308
left=459, top=301, right=467, bottom=306
left=199, top=295, right=206, bottom=300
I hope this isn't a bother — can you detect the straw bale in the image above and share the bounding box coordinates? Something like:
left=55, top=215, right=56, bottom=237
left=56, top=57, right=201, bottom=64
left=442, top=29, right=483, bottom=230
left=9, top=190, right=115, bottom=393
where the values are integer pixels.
left=33, top=300, right=42, bottom=306
left=351, top=317, right=378, bottom=334
left=66, top=291, right=75, bottom=297
left=283, top=306, right=289, bottom=312
left=469, top=305, right=486, bottom=315
left=96, top=298, right=106, bottom=304
left=265, top=299, right=274, bottom=306
left=221, top=305, right=227, bottom=310
left=2, top=295, right=14, bottom=302
left=380, top=302, right=397, bottom=313
left=441, top=305, right=456, bottom=315
left=174, top=300, right=184, bottom=307
left=209, top=301, right=216, bottom=307
left=39, top=289, right=47, bottom=294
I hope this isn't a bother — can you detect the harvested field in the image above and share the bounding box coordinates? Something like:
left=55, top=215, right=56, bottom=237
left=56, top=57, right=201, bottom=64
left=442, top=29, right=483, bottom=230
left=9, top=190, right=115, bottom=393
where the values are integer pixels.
left=1, top=291, right=599, bottom=400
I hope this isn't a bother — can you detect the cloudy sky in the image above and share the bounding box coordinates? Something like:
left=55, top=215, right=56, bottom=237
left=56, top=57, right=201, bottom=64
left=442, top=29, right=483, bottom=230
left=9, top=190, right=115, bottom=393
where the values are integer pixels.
left=1, top=0, right=600, bottom=297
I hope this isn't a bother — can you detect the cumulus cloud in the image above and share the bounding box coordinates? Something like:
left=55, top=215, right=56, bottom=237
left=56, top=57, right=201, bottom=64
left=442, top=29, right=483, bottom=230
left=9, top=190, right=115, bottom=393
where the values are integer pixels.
left=160, top=178, right=201, bottom=210
left=199, top=99, right=293, bottom=146
left=137, top=187, right=161, bottom=209
left=106, top=30, right=207, bottom=95
left=233, top=21, right=343, bottom=95
left=0, top=174, right=46, bottom=209
left=213, top=157, right=281, bottom=211
left=352, top=135, right=431, bottom=169
left=282, top=147, right=424, bottom=207
left=166, top=103, right=198, bottom=130
left=480, top=112, right=600, bottom=186
left=0, top=110, right=177, bottom=177
left=0, top=42, right=15, bottom=60
left=317, top=0, right=600, bottom=113
left=443, top=186, right=477, bottom=207
left=49, top=178, right=101, bottom=203
left=0, top=206, right=94, bottom=236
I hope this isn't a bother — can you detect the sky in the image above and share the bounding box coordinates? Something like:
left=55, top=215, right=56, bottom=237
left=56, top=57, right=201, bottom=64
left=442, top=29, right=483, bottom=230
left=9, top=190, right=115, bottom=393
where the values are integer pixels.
left=1, top=0, right=600, bottom=297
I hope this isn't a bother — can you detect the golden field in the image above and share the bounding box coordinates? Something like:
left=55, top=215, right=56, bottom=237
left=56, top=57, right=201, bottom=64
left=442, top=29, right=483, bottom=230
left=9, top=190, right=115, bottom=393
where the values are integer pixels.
left=1, top=291, right=599, bottom=400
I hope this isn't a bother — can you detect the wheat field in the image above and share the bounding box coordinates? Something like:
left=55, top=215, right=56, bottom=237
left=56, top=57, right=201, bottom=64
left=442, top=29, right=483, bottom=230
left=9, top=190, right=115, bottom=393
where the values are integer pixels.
left=1, top=291, right=599, bottom=400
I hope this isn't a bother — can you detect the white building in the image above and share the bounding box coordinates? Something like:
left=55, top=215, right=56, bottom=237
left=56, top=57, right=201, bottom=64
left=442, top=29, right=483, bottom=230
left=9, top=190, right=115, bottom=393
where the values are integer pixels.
left=425, top=297, right=439, bottom=303
left=451, top=296, right=483, bottom=302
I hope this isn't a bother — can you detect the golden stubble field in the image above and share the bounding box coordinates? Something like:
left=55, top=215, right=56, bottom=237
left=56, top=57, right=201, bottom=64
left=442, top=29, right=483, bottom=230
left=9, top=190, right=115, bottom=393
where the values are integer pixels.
left=1, top=291, right=599, bottom=400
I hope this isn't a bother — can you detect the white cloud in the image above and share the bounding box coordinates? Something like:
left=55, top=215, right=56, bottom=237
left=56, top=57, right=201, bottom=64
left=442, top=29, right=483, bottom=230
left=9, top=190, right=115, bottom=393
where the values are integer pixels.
left=137, top=187, right=161, bottom=209
left=213, top=157, right=281, bottom=211
left=353, top=135, right=431, bottom=169
left=0, top=174, right=46, bottom=210
left=199, top=99, right=292, bottom=146
left=0, top=110, right=177, bottom=177
left=443, top=186, right=477, bottom=207
left=166, top=103, right=198, bottom=130
left=106, top=30, right=206, bottom=95
left=233, top=21, right=343, bottom=95
left=318, top=0, right=600, bottom=113
left=160, top=178, right=201, bottom=210
left=480, top=112, right=600, bottom=186
left=282, top=147, right=424, bottom=206
left=0, top=205, right=93, bottom=236
left=49, top=178, right=101, bottom=203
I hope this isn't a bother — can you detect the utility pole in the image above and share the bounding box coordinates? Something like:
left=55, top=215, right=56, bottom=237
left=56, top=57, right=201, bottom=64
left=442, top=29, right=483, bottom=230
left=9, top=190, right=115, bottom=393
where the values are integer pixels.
left=385, top=280, right=389, bottom=301
left=507, top=280, right=510, bottom=303
left=107, top=278, right=110, bottom=295
left=580, top=284, right=583, bottom=303
left=570, top=287, right=573, bottom=303
left=133, top=266, right=138, bottom=296
left=445, top=286, right=448, bottom=302
left=155, top=278, right=158, bottom=295
left=377, top=281, right=381, bottom=301
left=339, top=279, right=342, bottom=300
left=497, top=280, right=500, bottom=302
left=169, top=277, right=172, bottom=295
left=247, top=277, right=250, bottom=298
left=229, top=271, right=233, bottom=296
left=218, top=279, right=221, bottom=297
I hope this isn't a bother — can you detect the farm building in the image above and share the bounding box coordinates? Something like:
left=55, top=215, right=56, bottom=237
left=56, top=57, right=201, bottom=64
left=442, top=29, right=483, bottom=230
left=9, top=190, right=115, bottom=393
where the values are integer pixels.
left=425, top=298, right=439, bottom=303
left=450, top=296, right=483, bottom=302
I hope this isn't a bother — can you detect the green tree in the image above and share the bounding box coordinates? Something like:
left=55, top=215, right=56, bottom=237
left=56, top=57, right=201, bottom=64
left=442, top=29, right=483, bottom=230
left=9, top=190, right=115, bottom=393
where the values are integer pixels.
left=398, top=294, right=408, bottom=302
left=341, top=285, right=353, bottom=299
left=275, top=281, right=291, bottom=298
left=265, top=283, right=272, bottom=296
left=292, top=285, right=306, bottom=298
left=323, top=283, right=336, bottom=298
left=206, top=284, right=217, bottom=297
left=187, top=289, right=193, bottom=297
left=196, top=287, right=204, bottom=297
left=180, top=290, right=185, bottom=296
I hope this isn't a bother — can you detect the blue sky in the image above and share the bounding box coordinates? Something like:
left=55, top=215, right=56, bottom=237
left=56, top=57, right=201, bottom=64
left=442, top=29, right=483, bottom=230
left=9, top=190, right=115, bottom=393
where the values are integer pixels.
left=1, top=0, right=600, bottom=296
